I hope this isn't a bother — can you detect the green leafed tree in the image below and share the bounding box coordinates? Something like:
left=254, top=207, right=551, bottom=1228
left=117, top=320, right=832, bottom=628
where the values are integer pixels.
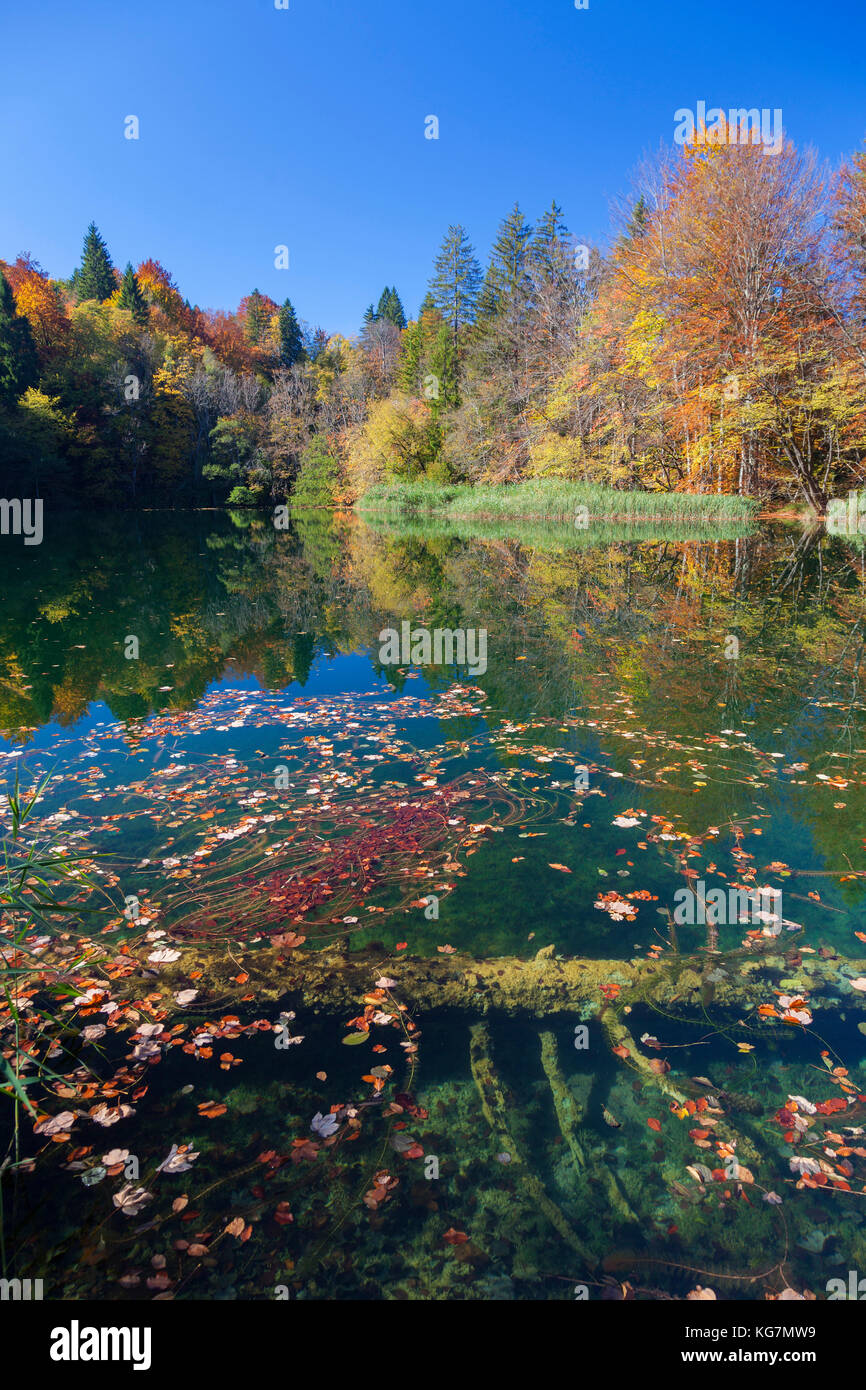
left=278, top=298, right=305, bottom=367
left=0, top=271, right=39, bottom=407
left=292, top=434, right=341, bottom=507
left=72, top=222, right=116, bottom=303
left=117, top=263, right=149, bottom=326
left=428, top=225, right=482, bottom=350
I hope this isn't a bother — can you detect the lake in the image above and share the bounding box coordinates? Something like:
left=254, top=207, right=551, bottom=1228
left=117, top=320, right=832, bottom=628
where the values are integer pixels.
left=2, top=508, right=865, bottom=1301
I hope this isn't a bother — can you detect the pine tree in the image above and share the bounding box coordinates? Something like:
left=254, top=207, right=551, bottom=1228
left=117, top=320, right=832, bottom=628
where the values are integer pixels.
left=429, top=225, right=482, bottom=349
left=118, top=263, right=149, bottom=326
left=376, top=286, right=407, bottom=329
left=363, top=303, right=377, bottom=324
left=478, top=203, right=534, bottom=318
left=72, top=222, right=116, bottom=303
left=0, top=271, right=38, bottom=406
left=278, top=298, right=304, bottom=367
left=244, top=289, right=267, bottom=345
left=531, top=201, right=572, bottom=281
left=627, top=196, right=649, bottom=238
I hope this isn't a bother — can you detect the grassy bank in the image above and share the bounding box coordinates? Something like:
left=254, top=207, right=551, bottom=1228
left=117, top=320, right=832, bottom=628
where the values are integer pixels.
left=356, top=480, right=759, bottom=525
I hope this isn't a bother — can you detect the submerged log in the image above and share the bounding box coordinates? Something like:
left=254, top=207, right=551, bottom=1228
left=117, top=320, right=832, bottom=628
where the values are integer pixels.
left=153, top=938, right=865, bottom=1026
left=469, top=1021, right=597, bottom=1268
left=539, top=1029, right=638, bottom=1224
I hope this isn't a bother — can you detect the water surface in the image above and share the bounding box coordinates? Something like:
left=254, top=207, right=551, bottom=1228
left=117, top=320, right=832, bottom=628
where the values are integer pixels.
left=2, top=510, right=865, bottom=1301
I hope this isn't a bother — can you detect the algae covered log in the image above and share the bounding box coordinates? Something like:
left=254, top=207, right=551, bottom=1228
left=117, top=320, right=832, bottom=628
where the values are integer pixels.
left=149, top=937, right=866, bottom=1026
left=539, top=1029, right=638, bottom=1224
left=469, top=1022, right=598, bottom=1268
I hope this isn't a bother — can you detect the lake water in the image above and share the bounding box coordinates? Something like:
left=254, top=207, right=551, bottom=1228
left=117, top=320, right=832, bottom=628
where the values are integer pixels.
left=2, top=508, right=866, bottom=1301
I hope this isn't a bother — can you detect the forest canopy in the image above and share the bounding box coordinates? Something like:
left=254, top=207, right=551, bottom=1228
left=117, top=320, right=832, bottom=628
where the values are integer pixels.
left=2, top=128, right=866, bottom=510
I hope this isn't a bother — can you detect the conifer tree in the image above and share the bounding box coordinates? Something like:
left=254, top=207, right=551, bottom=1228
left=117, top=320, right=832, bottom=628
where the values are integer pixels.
left=428, top=225, right=482, bottom=349
left=428, top=322, right=459, bottom=413
left=398, top=318, right=423, bottom=393
left=376, top=286, right=407, bottom=329
left=477, top=203, right=534, bottom=318
left=278, top=298, right=304, bottom=366
left=626, top=196, right=649, bottom=238
left=72, top=222, right=116, bottom=302
left=244, top=289, right=267, bottom=345
left=531, top=201, right=572, bottom=281
left=118, top=263, right=149, bottom=326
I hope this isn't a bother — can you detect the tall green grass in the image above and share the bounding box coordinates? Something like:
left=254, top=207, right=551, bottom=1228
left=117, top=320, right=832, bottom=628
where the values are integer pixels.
left=357, top=479, right=757, bottom=525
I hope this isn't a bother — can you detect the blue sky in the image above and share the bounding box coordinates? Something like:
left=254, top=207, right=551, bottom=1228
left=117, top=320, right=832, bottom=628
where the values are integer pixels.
left=3, top=0, right=866, bottom=336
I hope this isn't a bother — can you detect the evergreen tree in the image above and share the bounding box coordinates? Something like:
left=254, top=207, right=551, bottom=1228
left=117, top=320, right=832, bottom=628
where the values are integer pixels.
left=305, top=326, right=329, bottom=362
left=428, top=225, right=482, bottom=349
left=363, top=303, right=377, bottom=324
left=0, top=271, right=38, bottom=407
left=376, top=286, right=407, bottom=329
left=428, top=321, right=459, bottom=413
left=398, top=318, right=423, bottom=393
left=477, top=203, right=534, bottom=318
left=531, top=201, right=572, bottom=281
left=626, top=196, right=649, bottom=239
left=117, top=263, right=149, bottom=326
left=244, top=289, right=267, bottom=345
left=72, top=222, right=116, bottom=303
left=278, top=298, right=305, bottom=367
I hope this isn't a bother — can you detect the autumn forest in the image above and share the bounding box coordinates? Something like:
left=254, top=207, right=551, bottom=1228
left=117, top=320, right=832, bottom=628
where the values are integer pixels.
left=3, top=126, right=866, bottom=513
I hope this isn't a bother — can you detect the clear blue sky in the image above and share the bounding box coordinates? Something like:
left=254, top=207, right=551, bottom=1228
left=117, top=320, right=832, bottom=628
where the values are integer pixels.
left=3, top=0, right=866, bottom=336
